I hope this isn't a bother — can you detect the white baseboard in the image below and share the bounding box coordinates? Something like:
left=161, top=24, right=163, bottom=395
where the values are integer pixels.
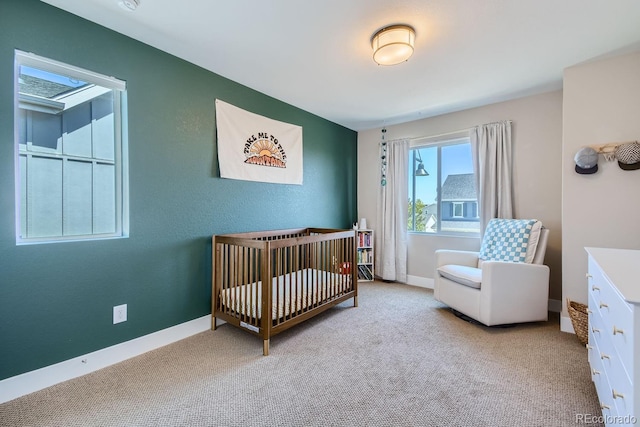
left=560, top=314, right=576, bottom=334
left=0, top=315, right=211, bottom=404
left=406, top=275, right=434, bottom=289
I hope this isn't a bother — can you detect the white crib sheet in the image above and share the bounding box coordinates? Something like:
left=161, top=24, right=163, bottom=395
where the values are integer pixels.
left=220, top=268, right=352, bottom=320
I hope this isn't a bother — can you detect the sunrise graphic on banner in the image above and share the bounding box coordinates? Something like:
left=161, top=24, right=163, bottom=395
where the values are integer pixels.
left=215, top=99, right=303, bottom=185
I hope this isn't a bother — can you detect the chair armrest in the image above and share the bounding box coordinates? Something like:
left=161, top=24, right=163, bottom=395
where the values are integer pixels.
left=481, top=261, right=550, bottom=294
left=435, top=250, right=479, bottom=268
left=479, top=261, right=550, bottom=324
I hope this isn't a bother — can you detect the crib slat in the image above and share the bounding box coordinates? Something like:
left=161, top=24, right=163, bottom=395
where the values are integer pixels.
left=318, top=240, right=323, bottom=304
left=232, top=245, right=238, bottom=319
left=273, top=247, right=278, bottom=325
left=261, top=241, right=272, bottom=354
left=319, top=240, right=322, bottom=305
left=287, top=246, right=293, bottom=319
left=308, top=242, right=313, bottom=308
left=330, top=240, right=334, bottom=296
left=288, top=246, right=293, bottom=317
left=319, top=241, right=324, bottom=305
left=276, top=247, right=281, bottom=322
left=242, top=246, right=247, bottom=324
left=226, top=244, right=230, bottom=314
left=223, top=244, right=230, bottom=315
left=248, top=247, right=252, bottom=321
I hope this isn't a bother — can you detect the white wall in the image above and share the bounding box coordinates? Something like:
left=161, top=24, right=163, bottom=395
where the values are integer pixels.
left=357, top=90, right=563, bottom=301
left=562, top=52, right=640, bottom=319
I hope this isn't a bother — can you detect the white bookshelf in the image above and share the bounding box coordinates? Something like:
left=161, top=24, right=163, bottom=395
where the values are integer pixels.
left=357, top=229, right=374, bottom=281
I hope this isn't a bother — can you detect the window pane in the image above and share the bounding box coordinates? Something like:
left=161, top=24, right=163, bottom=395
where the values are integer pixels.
left=92, top=93, right=115, bottom=161
left=63, top=160, right=93, bottom=236
left=453, top=202, right=463, bottom=217
left=94, top=163, right=116, bottom=234
left=409, top=146, right=438, bottom=233
left=441, top=143, right=479, bottom=234
left=63, top=103, right=92, bottom=157
left=30, top=111, right=62, bottom=153
left=27, top=156, right=63, bottom=238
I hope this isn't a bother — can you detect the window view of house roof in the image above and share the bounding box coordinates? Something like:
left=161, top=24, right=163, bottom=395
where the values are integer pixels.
left=424, top=203, right=437, bottom=216
left=19, top=74, right=87, bottom=99
left=18, top=67, right=110, bottom=115
left=441, top=173, right=476, bottom=200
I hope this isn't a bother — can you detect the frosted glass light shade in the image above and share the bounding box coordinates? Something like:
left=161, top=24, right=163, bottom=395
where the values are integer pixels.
left=371, top=25, right=415, bottom=66
left=118, top=0, right=140, bottom=11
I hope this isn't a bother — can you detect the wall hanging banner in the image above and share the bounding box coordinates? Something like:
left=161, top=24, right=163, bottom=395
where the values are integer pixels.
left=215, top=99, right=303, bottom=185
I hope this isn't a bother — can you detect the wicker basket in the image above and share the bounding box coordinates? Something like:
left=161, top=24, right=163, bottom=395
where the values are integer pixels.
left=567, top=299, right=589, bottom=345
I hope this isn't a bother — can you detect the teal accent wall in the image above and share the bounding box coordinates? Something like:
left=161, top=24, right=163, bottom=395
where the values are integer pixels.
left=0, top=0, right=357, bottom=380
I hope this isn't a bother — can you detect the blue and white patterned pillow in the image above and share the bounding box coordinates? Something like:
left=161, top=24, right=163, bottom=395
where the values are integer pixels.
left=479, top=219, right=537, bottom=263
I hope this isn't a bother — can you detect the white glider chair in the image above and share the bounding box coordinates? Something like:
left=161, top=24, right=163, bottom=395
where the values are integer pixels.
left=434, top=219, right=550, bottom=326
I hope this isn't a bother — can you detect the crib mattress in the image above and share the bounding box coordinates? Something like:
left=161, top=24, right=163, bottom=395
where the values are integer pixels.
left=220, top=268, right=352, bottom=320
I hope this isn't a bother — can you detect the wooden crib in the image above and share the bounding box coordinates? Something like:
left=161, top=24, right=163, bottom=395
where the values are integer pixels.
left=211, top=228, right=358, bottom=355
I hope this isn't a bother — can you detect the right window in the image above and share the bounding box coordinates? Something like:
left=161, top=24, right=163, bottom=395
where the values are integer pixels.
left=408, top=138, right=479, bottom=235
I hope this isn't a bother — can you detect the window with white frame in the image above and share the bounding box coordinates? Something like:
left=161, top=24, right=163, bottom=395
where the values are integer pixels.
left=408, top=137, right=479, bottom=235
left=14, top=51, right=129, bottom=244
left=452, top=202, right=464, bottom=218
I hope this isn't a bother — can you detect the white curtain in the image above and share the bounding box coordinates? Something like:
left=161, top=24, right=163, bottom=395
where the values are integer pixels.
left=470, top=121, right=514, bottom=235
left=375, top=139, right=409, bottom=282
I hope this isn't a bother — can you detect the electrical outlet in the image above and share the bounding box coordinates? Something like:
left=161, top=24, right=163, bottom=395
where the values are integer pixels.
left=113, top=304, right=127, bottom=324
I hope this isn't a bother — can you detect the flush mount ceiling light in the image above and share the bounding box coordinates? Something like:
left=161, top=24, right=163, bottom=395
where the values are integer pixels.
left=371, top=24, right=415, bottom=66
left=118, top=0, right=140, bottom=11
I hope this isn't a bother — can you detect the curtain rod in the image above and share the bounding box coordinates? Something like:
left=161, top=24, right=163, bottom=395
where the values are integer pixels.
left=409, top=127, right=472, bottom=142
left=378, top=120, right=512, bottom=144
left=410, top=120, right=512, bottom=141
left=378, top=127, right=470, bottom=146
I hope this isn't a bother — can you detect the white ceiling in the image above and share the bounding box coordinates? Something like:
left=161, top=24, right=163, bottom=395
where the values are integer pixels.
left=41, top=0, right=640, bottom=131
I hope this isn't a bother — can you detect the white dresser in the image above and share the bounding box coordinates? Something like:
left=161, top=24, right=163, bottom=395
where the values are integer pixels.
left=585, top=247, right=640, bottom=426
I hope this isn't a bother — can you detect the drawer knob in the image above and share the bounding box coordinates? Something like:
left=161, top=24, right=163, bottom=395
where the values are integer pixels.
left=586, top=344, right=593, bottom=350
left=612, top=389, right=625, bottom=399
left=599, top=302, right=608, bottom=309
left=591, top=285, right=600, bottom=291
left=586, top=273, right=593, bottom=278
left=592, top=368, right=600, bottom=376
left=600, top=403, right=610, bottom=410
left=600, top=353, right=610, bottom=360
left=587, top=309, right=593, bottom=314
left=592, top=327, right=600, bottom=334
left=613, top=326, right=625, bottom=335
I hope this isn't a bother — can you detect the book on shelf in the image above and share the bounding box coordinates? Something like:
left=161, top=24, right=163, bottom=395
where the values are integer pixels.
left=358, top=230, right=371, bottom=248
left=357, top=249, right=372, bottom=264
left=357, top=264, right=373, bottom=280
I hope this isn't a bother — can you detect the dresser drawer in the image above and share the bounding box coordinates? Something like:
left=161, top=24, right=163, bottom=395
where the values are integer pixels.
left=589, top=291, right=633, bottom=385
left=589, top=327, right=619, bottom=419
left=611, top=380, right=635, bottom=421
left=589, top=298, right=619, bottom=377
left=588, top=262, right=632, bottom=332
left=592, top=324, right=634, bottom=418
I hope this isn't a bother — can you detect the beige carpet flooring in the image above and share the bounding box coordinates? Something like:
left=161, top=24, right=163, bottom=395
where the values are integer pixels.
left=0, top=282, right=603, bottom=427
